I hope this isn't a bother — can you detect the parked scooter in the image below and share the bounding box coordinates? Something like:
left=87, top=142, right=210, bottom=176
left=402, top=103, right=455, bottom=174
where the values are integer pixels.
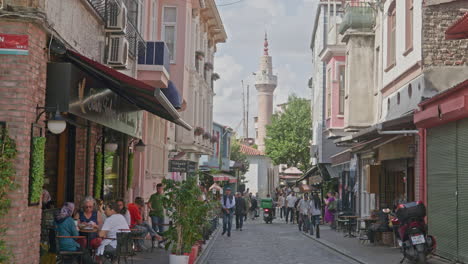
left=393, top=201, right=436, bottom=264
left=263, top=208, right=273, bottom=224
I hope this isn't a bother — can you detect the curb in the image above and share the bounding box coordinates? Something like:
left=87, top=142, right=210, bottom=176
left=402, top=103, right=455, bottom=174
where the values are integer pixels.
left=194, top=225, right=221, bottom=264
left=301, top=231, right=367, bottom=264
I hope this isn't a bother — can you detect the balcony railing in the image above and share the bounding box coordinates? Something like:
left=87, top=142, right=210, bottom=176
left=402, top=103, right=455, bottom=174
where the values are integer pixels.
left=138, top=41, right=171, bottom=74
left=85, top=0, right=145, bottom=57
left=338, top=1, right=375, bottom=34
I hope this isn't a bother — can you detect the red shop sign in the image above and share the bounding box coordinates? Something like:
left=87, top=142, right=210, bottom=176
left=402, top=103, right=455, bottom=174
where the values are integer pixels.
left=0, top=34, right=29, bottom=55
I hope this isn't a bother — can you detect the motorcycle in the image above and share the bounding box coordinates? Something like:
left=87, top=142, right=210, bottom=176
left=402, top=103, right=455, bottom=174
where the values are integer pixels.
left=393, top=201, right=436, bottom=264
left=263, top=208, right=273, bottom=224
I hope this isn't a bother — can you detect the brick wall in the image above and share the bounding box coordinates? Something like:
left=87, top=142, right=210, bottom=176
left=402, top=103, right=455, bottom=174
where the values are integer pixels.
left=0, top=20, right=47, bottom=264
left=74, top=120, right=102, bottom=204
left=422, top=1, right=468, bottom=67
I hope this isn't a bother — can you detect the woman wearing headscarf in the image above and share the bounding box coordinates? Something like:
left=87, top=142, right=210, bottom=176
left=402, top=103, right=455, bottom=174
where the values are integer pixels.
left=54, top=202, right=93, bottom=264
left=324, top=192, right=337, bottom=229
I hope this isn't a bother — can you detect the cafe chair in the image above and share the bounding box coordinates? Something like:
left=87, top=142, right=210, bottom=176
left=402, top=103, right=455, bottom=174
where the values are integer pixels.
left=103, top=232, right=135, bottom=264
left=49, top=228, right=86, bottom=264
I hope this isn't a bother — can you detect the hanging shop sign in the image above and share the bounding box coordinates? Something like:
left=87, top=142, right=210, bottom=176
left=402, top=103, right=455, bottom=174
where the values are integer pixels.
left=46, top=63, right=142, bottom=138
left=168, top=160, right=198, bottom=173
left=0, top=34, right=28, bottom=55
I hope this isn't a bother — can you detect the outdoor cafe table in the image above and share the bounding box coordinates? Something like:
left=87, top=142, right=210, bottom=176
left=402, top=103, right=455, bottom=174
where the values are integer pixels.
left=340, top=215, right=359, bottom=238
left=79, top=227, right=99, bottom=250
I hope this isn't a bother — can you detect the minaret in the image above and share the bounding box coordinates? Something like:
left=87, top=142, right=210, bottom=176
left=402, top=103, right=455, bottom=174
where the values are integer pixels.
left=255, top=33, right=277, bottom=153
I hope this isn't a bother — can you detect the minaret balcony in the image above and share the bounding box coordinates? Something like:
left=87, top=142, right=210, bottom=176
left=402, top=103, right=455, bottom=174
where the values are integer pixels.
left=137, top=41, right=171, bottom=88
left=338, top=2, right=375, bottom=35
left=255, top=75, right=278, bottom=86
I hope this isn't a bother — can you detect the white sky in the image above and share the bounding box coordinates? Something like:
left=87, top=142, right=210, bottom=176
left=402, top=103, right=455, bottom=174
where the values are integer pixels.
left=213, top=0, right=318, bottom=137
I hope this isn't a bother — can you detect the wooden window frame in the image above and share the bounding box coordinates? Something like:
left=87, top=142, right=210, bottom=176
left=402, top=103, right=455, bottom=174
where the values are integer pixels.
left=327, top=68, right=332, bottom=119
left=386, top=1, right=396, bottom=70
left=162, top=6, right=177, bottom=63
left=404, top=0, right=414, bottom=56
left=338, top=65, right=345, bottom=115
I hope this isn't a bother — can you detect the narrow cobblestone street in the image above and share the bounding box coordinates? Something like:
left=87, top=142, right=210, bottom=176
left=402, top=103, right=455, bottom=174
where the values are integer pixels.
left=205, top=218, right=360, bottom=264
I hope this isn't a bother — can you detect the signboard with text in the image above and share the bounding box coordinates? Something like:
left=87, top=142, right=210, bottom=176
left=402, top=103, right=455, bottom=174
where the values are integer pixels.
left=0, top=34, right=28, bottom=55
left=169, top=160, right=198, bottom=173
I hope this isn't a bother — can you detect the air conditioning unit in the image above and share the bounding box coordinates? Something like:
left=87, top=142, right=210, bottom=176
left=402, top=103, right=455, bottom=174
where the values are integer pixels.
left=106, top=1, right=127, bottom=33
left=106, top=36, right=129, bottom=68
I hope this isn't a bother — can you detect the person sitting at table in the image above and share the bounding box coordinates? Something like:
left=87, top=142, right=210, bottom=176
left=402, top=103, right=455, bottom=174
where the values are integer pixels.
left=74, top=196, right=103, bottom=249
left=54, top=202, right=94, bottom=264
left=367, top=206, right=392, bottom=243
left=96, top=201, right=130, bottom=263
left=128, top=197, right=162, bottom=251
left=116, top=198, right=131, bottom=226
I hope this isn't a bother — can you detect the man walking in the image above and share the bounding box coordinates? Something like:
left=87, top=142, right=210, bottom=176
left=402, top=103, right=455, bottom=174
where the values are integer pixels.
left=298, top=194, right=310, bottom=232
left=278, top=193, right=285, bottom=219
left=221, top=187, right=235, bottom=237
left=235, top=192, right=246, bottom=231
left=285, top=192, right=297, bottom=223
left=148, top=183, right=165, bottom=248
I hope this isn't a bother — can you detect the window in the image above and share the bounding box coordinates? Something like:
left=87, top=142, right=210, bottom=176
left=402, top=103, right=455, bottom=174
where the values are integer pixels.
left=338, top=65, right=345, bottom=115
left=387, top=98, right=391, bottom=111
left=387, top=2, right=396, bottom=68
left=327, top=68, right=332, bottom=118
left=405, top=0, right=413, bottom=52
left=397, top=92, right=401, bottom=105
left=162, top=6, right=177, bottom=62
left=151, top=1, right=158, bottom=41
left=408, top=84, right=413, bottom=98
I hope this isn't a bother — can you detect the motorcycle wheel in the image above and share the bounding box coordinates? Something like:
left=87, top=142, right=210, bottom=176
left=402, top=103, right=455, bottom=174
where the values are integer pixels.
left=416, top=252, right=427, bottom=264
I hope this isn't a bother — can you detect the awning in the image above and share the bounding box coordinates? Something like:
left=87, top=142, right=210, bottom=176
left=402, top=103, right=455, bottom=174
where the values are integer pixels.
left=64, top=50, right=191, bottom=130
left=161, top=80, right=182, bottom=109
left=296, top=165, right=319, bottom=183
left=299, top=184, right=312, bottom=193
left=334, top=113, right=415, bottom=144
left=212, top=173, right=232, bottom=182
left=445, top=12, right=468, bottom=40
left=229, top=177, right=237, bottom=183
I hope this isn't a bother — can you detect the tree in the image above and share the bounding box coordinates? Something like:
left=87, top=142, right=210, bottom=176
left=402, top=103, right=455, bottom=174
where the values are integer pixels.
left=265, top=95, right=312, bottom=172
left=230, top=137, right=249, bottom=182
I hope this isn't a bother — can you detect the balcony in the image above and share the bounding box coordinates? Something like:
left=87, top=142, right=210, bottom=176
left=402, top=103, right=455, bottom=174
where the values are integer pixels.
left=338, top=2, right=375, bottom=35
left=138, top=41, right=171, bottom=88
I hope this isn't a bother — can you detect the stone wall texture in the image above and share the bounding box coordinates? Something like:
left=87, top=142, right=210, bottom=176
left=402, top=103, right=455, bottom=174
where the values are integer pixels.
left=422, top=1, right=468, bottom=67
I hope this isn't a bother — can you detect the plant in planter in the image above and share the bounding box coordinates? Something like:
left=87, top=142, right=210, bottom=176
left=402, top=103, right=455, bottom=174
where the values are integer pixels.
left=204, top=62, right=213, bottom=71
left=211, top=73, right=220, bottom=81
left=29, top=137, right=46, bottom=205
left=194, top=127, right=204, bottom=136
left=210, top=134, right=218, bottom=143
left=202, top=132, right=211, bottom=140
left=162, top=177, right=211, bottom=264
left=195, top=51, right=205, bottom=61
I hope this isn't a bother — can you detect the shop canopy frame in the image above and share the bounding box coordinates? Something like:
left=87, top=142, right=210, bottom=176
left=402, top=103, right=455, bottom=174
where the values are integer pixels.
left=53, top=46, right=191, bottom=130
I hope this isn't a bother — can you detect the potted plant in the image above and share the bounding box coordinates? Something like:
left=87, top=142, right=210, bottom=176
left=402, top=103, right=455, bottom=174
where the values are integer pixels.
left=194, top=127, right=204, bottom=136
left=211, top=73, right=220, bottom=81
left=210, top=134, right=218, bottom=143
left=202, top=132, right=211, bottom=140
left=162, top=177, right=211, bottom=264
left=195, top=51, right=205, bottom=60
left=204, top=62, right=213, bottom=71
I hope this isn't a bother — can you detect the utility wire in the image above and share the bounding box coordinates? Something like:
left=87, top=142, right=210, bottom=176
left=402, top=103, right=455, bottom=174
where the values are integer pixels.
left=216, top=0, right=244, bottom=7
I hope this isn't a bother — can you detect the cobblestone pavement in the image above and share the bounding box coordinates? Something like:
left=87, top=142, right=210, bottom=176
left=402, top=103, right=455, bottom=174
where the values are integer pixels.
left=205, top=218, right=361, bottom=264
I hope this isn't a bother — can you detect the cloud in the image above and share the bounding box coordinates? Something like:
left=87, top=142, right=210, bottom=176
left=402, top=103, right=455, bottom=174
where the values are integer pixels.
left=213, top=0, right=315, bottom=137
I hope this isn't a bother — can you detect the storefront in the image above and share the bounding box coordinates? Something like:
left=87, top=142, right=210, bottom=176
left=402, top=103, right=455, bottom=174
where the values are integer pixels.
left=415, top=79, right=468, bottom=262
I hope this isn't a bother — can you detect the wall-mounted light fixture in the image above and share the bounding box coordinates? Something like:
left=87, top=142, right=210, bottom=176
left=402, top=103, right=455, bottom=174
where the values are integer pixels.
left=134, top=139, right=146, bottom=153
left=35, top=105, right=67, bottom=135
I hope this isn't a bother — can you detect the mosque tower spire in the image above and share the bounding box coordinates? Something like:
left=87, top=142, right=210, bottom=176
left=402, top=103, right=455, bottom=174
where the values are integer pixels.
left=255, top=33, right=278, bottom=153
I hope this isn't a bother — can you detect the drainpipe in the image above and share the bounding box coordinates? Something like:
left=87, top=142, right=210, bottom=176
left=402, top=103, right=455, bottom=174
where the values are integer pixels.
left=419, top=128, right=427, bottom=206
left=377, top=130, right=419, bottom=135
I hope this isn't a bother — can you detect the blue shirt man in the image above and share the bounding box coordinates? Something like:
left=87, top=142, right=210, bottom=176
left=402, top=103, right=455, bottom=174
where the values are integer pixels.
left=221, top=188, right=235, bottom=237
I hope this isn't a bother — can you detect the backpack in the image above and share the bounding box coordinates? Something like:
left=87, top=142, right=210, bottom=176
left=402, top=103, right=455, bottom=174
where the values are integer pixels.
left=328, top=199, right=337, bottom=211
